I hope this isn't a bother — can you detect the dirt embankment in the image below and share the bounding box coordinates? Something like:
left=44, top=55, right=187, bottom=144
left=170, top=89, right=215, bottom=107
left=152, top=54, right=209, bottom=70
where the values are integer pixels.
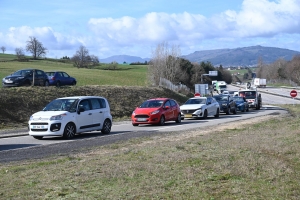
left=0, top=86, right=189, bottom=128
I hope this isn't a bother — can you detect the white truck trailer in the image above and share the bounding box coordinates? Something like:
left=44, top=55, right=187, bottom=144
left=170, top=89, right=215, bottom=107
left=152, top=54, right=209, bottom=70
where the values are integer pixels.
left=253, top=78, right=266, bottom=88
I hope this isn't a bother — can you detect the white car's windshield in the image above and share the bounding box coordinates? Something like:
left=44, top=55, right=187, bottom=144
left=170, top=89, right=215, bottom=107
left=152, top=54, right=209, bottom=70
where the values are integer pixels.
left=43, top=99, right=78, bottom=111
left=184, top=98, right=206, bottom=105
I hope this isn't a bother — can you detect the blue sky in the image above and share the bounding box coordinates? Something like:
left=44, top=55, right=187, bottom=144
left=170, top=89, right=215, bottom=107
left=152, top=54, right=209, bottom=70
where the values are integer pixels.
left=0, top=0, right=300, bottom=59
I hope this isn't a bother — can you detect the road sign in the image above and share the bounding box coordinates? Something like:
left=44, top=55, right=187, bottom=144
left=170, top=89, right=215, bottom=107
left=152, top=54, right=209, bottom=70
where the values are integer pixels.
left=247, top=82, right=251, bottom=89
left=209, top=71, right=218, bottom=76
left=290, top=90, right=297, bottom=98
left=194, top=93, right=201, bottom=97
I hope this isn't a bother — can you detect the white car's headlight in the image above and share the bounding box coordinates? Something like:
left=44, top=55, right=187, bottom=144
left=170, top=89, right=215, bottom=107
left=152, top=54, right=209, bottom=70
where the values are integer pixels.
left=50, top=114, right=66, bottom=120
left=151, top=110, right=160, bottom=115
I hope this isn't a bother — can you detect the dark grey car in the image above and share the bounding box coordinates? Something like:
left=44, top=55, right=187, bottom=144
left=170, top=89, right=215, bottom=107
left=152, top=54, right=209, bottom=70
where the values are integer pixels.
left=2, top=69, right=49, bottom=87
left=213, top=94, right=237, bottom=115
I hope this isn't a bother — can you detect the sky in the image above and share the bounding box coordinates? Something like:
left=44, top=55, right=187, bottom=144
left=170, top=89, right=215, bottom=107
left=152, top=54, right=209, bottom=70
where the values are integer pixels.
left=0, top=0, right=300, bottom=59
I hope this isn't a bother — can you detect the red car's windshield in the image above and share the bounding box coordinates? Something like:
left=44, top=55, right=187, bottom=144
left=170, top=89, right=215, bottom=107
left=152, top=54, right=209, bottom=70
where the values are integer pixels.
left=140, top=100, right=164, bottom=108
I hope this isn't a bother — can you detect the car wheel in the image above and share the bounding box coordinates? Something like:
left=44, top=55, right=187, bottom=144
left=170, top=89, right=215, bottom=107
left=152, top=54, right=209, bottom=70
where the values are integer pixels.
left=214, top=108, right=219, bottom=118
left=175, top=113, right=181, bottom=123
left=233, top=107, right=237, bottom=114
left=44, top=80, right=49, bottom=87
left=63, top=123, right=76, bottom=139
left=158, top=115, right=165, bottom=126
left=246, top=106, right=249, bottom=112
left=202, top=110, right=208, bottom=119
left=56, top=81, right=61, bottom=87
left=132, top=123, right=139, bottom=126
left=242, top=106, right=245, bottom=112
left=226, top=107, right=231, bottom=115
left=24, top=80, right=31, bottom=86
left=33, top=136, right=43, bottom=140
left=102, top=119, right=112, bottom=134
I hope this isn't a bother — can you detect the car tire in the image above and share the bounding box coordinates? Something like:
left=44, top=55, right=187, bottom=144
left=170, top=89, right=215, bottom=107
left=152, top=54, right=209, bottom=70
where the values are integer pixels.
left=214, top=108, right=219, bottom=118
left=132, top=123, right=139, bottom=126
left=56, top=81, right=61, bottom=87
left=63, top=123, right=76, bottom=139
left=101, top=119, right=112, bottom=134
left=242, top=106, right=245, bottom=112
left=33, top=136, right=43, bottom=140
left=202, top=110, right=208, bottom=119
left=246, top=106, right=249, bottom=112
left=44, top=80, right=49, bottom=87
left=233, top=107, right=237, bottom=114
left=226, top=107, right=231, bottom=115
left=175, top=114, right=181, bottom=123
left=158, top=115, right=165, bottom=126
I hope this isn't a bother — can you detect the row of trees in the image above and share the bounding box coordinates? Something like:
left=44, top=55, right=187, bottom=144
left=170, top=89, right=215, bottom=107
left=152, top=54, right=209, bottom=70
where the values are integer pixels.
left=256, top=55, right=300, bottom=85
left=148, top=42, right=232, bottom=91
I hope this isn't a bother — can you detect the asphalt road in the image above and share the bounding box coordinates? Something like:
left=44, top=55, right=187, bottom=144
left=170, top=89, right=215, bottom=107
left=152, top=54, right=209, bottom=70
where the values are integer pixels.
left=0, top=85, right=297, bottom=163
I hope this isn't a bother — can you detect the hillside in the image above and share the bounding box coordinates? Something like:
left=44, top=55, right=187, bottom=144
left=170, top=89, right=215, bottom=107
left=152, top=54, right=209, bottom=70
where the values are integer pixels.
left=182, top=45, right=300, bottom=67
left=0, top=86, right=189, bottom=129
left=100, top=55, right=150, bottom=64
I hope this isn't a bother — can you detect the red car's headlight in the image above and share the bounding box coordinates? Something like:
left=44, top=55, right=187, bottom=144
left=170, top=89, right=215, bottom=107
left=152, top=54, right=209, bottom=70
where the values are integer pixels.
left=151, top=110, right=160, bottom=115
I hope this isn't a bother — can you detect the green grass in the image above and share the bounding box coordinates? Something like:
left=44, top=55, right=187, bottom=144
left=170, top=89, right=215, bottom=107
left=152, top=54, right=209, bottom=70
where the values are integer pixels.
left=0, top=54, right=148, bottom=86
left=1, top=105, right=300, bottom=199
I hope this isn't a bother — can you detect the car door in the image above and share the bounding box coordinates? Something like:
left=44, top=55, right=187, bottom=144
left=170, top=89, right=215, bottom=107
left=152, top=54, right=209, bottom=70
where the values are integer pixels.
left=170, top=99, right=178, bottom=120
left=163, top=100, right=173, bottom=121
left=61, top=72, right=72, bottom=85
left=206, top=97, right=214, bottom=115
left=76, top=99, right=94, bottom=131
left=89, top=98, right=104, bottom=129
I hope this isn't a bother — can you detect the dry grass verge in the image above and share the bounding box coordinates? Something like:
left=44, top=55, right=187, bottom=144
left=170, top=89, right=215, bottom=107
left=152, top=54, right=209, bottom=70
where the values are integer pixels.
left=0, top=105, right=300, bottom=199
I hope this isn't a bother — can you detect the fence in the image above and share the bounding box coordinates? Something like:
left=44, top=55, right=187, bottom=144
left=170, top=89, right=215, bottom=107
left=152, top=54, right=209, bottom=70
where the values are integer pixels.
left=159, top=77, right=190, bottom=94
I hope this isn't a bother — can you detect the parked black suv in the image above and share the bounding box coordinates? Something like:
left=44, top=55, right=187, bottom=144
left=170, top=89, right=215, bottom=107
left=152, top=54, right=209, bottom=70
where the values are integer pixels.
left=2, top=69, right=49, bottom=87
left=213, top=94, right=237, bottom=115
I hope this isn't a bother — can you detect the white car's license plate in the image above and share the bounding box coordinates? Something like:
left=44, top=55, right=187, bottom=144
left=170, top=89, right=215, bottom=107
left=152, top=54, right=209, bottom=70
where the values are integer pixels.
left=32, top=125, right=45, bottom=129
left=137, top=118, right=147, bottom=122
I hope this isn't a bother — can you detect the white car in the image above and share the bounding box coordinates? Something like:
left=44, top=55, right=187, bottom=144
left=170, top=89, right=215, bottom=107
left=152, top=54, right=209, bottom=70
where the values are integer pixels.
left=28, top=96, right=112, bottom=139
left=180, top=97, right=220, bottom=119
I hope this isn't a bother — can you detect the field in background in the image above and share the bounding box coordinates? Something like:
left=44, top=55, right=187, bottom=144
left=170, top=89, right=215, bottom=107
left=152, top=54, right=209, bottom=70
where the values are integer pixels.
left=0, top=54, right=148, bottom=87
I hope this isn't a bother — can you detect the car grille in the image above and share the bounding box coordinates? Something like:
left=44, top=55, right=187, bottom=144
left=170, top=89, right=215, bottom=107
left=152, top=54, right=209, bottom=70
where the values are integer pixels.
left=30, top=122, right=48, bottom=125
left=31, top=129, right=48, bottom=132
left=135, top=115, right=149, bottom=118
left=181, top=110, right=197, bottom=114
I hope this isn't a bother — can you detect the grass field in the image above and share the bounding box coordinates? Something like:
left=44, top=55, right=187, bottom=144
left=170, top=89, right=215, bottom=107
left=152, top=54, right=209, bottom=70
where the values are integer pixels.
left=0, top=105, right=300, bottom=199
left=0, top=54, right=148, bottom=87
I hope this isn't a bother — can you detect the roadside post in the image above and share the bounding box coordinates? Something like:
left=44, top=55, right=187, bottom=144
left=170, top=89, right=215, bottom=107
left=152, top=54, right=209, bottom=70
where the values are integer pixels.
left=290, top=90, right=297, bottom=106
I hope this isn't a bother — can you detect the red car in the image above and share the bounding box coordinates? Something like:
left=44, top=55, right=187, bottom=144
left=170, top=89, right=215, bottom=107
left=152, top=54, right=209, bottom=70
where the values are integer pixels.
left=131, top=98, right=181, bottom=126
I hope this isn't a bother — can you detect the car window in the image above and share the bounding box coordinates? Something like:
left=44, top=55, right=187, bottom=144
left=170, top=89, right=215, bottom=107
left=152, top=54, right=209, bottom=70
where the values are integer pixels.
left=79, top=99, right=91, bottom=111
left=90, top=98, right=101, bottom=109
left=98, top=98, right=106, bottom=108
left=206, top=98, right=211, bottom=104
left=46, top=72, right=54, bottom=76
left=140, top=100, right=163, bottom=108
left=164, top=100, right=171, bottom=107
left=62, top=72, right=70, bottom=78
left=184, top=98, right=206, bottom=104
left=170, top=99, right=177, bottom=107
left=57, top=72, right=63, bottom=77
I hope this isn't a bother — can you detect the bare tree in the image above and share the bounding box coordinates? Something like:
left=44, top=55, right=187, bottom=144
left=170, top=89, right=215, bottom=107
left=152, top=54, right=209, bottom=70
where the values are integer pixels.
left=1, top=46, right=6, bottom=54
left=26, top=36, right=47, bottom=59
left=15, top=48, right=26, bottom=60
left=71, top=45, right=99, bottom=68
left=148, top=42, right=181, bottom=86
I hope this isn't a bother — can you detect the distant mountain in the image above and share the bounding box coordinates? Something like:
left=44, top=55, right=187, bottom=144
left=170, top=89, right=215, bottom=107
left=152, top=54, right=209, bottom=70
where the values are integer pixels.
left=100, top=55, right=150, bottom=64
left=182, top=45, right=300, bottom=67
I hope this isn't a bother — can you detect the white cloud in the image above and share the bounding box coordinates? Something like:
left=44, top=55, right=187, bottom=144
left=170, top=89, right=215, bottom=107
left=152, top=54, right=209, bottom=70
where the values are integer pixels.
left=0, top=0, right=300, bottom=58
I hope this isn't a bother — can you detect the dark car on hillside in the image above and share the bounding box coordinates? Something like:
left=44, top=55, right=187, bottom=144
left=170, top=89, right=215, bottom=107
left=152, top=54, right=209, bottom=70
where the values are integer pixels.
left=45, top=71, right=77, bottom=87
left=2, top=69, right=49, bottom=87
left=213, top=94, right=237, bottom=115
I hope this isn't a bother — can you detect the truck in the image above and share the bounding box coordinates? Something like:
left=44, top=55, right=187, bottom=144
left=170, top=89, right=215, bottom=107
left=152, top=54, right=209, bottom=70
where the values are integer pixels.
left=238, top=88, right=262, bottom=110
left=253, top=78, right=266, bottom=88
left=215, top=81, right=227, bottom=94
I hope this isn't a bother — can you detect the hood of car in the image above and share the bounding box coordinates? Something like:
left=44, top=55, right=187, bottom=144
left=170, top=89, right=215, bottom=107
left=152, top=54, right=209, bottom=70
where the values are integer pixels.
left=180, top=104, right=204, bottom=110
left=134, top=107, right=160, bottom=114
left=31, top=111, right=69, bottom=121
left=4, top=75, right=23, bottom=80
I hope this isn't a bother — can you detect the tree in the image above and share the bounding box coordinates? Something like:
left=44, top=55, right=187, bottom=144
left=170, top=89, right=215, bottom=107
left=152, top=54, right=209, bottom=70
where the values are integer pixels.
left=15, top=48, right=26, bottom=61
left=26, top=36, right=47, bottom=59
left=1, top=46, right=6, bottom=54
left=71, top=45, right=99, bottom=68
left=148, top=42, right=181, bottom=86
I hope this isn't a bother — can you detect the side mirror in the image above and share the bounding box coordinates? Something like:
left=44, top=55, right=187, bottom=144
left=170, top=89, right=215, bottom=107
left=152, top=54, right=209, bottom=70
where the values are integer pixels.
left=77, top=107, right=85, bottom=114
